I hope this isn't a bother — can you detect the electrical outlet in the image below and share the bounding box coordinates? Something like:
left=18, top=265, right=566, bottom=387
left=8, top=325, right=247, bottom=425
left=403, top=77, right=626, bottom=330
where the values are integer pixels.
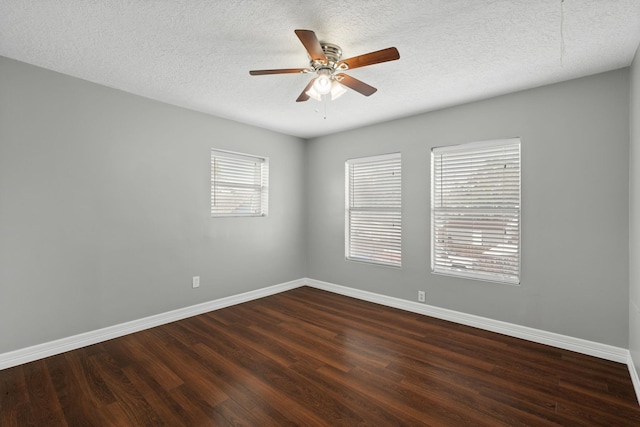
left=192, top=276, right=200, bottom=288
left=418, top=290, right=426, bottom=302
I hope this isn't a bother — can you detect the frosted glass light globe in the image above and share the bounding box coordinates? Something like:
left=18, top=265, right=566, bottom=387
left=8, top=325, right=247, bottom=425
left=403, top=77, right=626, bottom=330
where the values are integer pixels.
left=313, top=74, right=332, bottom=95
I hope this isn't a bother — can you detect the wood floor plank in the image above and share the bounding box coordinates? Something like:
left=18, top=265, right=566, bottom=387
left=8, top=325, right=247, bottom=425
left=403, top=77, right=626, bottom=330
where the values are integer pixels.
left=0, top=365, right=30, bottom=427
left=213, top=397, right=268, bottom=427
left=88, top=352, right=164, bottom=426
left=117, top=335, right=184, bottom=392
left=22, top=360, right=68, bottom=427
left=191, top=342, right=325, bottom=425
left=157, top=321, right=327, bottom=426
left=185, top=317, right=368, bottom=426
left=120, top=365, right=188, bottom=427
left=45, top=354, right=105, bottom=427
left=288, top=360, right=420, bottom=426
left=1, top=286, right=639, bottom=425
left=125, top=328, right=230, bottom=410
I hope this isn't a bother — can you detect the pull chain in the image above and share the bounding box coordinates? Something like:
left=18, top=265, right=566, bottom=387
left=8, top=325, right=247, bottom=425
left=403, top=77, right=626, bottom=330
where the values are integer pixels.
left=323, top=95, right=327, bottom=120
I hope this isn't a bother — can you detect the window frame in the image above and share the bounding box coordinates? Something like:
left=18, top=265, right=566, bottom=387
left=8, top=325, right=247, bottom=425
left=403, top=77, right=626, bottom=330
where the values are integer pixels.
left=210, top=149, right=269, bottom=218
left=345, top=152, right=402, bottom=268
left=431, top=138, right=521, bottom=284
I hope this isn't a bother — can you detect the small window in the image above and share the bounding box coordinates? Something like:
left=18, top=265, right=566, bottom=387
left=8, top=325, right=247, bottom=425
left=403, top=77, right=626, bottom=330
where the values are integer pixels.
left=211, top=149, right=268, bottom=217
left=346, top=153, right=401, bottom=267
left=431, top=138, right=521, bottom=284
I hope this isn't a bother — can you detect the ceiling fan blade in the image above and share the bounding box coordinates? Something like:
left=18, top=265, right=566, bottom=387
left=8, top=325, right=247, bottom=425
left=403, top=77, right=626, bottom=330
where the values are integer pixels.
left=295, top=29, right=327, bottom=63
left=249, top=68, right=308, bottom=76
left=335, top=73, right=377, bottom=96
left=337, top=47, right=400, bottom=71
left=296, top=78, right=316, bottom=102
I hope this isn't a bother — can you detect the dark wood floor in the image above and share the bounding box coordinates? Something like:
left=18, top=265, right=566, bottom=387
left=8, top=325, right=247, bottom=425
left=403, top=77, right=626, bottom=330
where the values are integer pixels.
left=1, top=286, right=639, bottom=426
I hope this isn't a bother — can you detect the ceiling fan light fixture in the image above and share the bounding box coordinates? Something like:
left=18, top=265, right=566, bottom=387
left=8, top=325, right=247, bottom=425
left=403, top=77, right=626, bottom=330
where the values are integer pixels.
left=306, top=79, right=346, bottom=101
left=305, top=85, right=322, bottom=101
left=313, top=72, right=332, bottom=95
left=330, top=80, right=346, bottom=100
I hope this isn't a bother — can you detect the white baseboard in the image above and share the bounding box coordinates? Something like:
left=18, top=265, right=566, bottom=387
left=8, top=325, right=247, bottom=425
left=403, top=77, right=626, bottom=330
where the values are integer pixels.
left=2, top=276, right=638, bottom=405
left=303, top=278, right=630, bottom=364
left=0, top=278, right=305, bottom=371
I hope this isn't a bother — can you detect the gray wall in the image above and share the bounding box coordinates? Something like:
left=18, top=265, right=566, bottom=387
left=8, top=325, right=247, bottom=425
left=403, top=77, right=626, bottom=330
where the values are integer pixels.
left=307, top=69, right=630, bottom=347
left=0, top=57, right=307, bottom=354
left=0, top=55, right=633, bottom=355
left=630, top=46, right=640, bottom=371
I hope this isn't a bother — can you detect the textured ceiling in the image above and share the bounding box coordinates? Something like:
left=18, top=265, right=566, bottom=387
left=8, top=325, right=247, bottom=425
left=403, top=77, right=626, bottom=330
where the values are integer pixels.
left=1, top=1, right=640, bottom=138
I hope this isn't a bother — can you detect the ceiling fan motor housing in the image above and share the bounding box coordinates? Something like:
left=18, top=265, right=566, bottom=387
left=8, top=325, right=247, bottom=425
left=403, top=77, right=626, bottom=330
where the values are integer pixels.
left=314, top=43, right=342, bottom=70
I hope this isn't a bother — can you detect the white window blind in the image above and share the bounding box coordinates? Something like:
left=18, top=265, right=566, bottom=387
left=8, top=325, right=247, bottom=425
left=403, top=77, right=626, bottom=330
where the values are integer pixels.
left=211, top=149, right=268, bottom=217
left=346, top=153, right=401, bottom=267
left=431, top=138, right=521, bottom=284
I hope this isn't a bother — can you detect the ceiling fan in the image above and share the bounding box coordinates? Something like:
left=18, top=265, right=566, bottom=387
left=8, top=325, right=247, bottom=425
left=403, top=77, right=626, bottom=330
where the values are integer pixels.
left=249, top=29, right=400, bottom=102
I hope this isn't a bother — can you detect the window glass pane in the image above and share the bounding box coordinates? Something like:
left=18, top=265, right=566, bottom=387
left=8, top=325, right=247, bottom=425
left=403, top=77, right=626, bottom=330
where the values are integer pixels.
left=431, top=139, right=520, bottom=284
left=211, top=149, right=269, bottom=217
left=346, top=153, right=401, bottom=267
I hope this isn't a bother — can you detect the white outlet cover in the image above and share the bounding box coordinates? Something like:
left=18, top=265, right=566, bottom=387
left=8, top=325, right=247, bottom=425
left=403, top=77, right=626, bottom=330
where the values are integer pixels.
left=192, top=276, right=200, bottom=288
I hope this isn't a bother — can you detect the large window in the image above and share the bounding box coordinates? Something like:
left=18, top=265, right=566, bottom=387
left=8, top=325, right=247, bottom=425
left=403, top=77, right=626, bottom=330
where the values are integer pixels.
left=345, top=153, right=401, bottom=267
left=211, top=149, right=269, bottom=217
left=431, top=138, right=521, bottom=284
